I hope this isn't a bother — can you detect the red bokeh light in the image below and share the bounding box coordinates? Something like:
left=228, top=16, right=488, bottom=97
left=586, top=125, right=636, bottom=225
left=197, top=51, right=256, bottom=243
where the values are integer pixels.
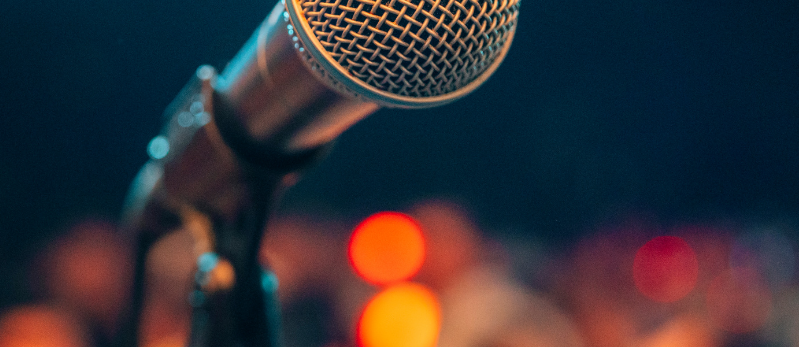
left=357, top=283, right=441, bottom=347
left=348, top=212, right=426, bottom=285
left=633, top=236, right=699, bottom=303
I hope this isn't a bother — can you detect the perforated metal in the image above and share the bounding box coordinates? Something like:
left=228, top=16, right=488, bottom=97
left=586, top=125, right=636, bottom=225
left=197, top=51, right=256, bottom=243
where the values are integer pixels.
left=292, top=0, right=520, bottom=98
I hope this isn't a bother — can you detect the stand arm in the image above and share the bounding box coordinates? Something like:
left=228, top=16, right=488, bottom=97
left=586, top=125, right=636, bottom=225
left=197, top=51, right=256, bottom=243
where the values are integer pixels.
left=117, top=66, right=315, bottom=347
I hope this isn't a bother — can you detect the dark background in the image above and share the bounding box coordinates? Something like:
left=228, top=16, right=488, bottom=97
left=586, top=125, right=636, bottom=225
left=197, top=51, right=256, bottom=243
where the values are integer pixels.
left=2, top=0, right=798, bottom=307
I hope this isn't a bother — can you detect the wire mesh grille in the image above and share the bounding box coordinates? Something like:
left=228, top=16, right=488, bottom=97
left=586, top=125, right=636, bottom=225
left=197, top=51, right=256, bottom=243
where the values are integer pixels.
left=297, top=0, right=520, bottom=97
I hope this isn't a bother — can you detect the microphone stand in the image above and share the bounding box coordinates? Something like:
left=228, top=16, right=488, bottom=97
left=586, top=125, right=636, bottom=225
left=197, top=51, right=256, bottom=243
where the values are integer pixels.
left=114, top=0, right=520, bottom=342
left=118, top=66, right=322, bottom=347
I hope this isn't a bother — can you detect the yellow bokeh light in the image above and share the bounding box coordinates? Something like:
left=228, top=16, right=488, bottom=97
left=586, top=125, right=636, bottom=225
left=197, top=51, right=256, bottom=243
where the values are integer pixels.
left=358, top=283, right=440, bottom=347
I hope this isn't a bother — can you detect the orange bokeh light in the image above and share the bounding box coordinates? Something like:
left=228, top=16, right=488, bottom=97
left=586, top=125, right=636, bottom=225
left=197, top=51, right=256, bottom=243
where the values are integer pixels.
left=705, top=267, right=772, bottom=333
left=0, top=305, right=88, bottom=347
left=40, top=220, right=131, bottom=329
left=633, top=236, right=699, bottom=303
left=357, top=283, right=441, bottom=347
left=348, top=212, right=425, bottom=285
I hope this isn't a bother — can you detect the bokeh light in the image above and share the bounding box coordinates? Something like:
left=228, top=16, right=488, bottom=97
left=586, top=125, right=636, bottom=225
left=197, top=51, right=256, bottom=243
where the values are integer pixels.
left=0, top=305, right=88, bottom=347
left=147, top=135, right=170, bottom=160
left=196, top=252, right=236, bottom=293
left=705, top=267, right=772, bottom=333
left=638, top=314, right=717, bottom=347
left=408, top=200, right=481, bottom=291
left=357, top=283, right=440, bottom=347
left=730, top=229, right=795, bottom=289
left=348, top=212, right=425, bottom=285
left=633, top=236, right=699, bottom=303
left=36, top=219, right=131, bottom=331
left=139, top=228, right=196, bottom=347
left=141, top=333, right=187, bottom=347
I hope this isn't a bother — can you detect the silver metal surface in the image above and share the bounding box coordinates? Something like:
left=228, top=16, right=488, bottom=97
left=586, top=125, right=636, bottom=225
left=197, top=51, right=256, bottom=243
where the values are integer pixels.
left=285, top=0, right=521, bottom=107
left=214, top=0, right=520, bottom=156
left=215, top=3, right=379, bottom=157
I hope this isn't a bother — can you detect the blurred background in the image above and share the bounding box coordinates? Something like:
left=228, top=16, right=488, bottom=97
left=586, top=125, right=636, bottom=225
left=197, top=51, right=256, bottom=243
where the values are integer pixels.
left=1, top=0, right=799, bottom=346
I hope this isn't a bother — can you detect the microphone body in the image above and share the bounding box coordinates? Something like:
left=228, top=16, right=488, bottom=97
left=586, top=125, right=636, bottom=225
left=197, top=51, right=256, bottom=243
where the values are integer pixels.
left=215, top=2, right=380, bottom=160
left=119, top=0, right=519, bottom=345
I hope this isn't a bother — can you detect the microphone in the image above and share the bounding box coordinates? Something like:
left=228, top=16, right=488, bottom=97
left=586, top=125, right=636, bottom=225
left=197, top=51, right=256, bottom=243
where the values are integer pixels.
left=120, top=0, right=520, bottom=346
left=214, top=0, right=521, bottom=160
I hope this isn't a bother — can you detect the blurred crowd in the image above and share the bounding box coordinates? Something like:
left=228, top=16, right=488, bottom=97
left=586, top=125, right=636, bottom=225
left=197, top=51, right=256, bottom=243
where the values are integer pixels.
left=2, top=198, right=798, bottom=347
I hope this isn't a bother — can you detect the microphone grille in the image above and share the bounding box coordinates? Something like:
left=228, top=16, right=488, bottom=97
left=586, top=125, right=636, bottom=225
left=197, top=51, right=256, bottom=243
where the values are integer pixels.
left=286, top=0, right=520, bottom=106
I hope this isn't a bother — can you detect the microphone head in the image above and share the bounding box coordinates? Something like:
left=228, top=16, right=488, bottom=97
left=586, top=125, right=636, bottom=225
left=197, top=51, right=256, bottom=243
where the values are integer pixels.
left=283, top=0, right=521, bottom=108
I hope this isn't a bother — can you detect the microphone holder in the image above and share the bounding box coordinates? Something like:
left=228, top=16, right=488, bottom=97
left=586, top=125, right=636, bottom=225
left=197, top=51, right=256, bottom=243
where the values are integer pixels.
left=118, top=66, right=318, bottom=347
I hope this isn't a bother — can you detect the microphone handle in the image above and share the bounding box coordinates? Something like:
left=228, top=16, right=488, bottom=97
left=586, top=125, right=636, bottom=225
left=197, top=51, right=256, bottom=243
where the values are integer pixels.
left=214, top=1, right=378, bottom=160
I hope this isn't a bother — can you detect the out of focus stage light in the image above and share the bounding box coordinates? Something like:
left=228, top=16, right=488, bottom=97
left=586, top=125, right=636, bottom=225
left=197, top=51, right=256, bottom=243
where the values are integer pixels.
left=357, top=283, right=441, bottom=347
left=633, top=235, right=699, bottom=303
left=348, top=212, right=426, bottom=286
